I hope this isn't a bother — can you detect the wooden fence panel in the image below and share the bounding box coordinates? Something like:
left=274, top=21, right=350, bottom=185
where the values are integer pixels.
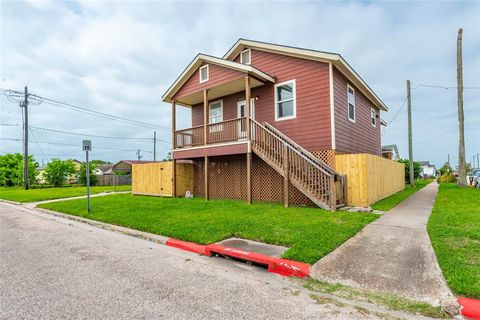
left=335, top=154, right=405, bottom=207
left=132, top=161, right=194, bottom=197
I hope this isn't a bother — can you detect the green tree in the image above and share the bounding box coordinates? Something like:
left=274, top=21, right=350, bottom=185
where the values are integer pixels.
left=0, top=153, right=38, bottom=187
left=438, top=162, right=452, bottom=176
left=44, top=159, right=76, bottom=187
left=78, top=162, right=98, bottom=186
left=397, top=159, right=421, bottom=183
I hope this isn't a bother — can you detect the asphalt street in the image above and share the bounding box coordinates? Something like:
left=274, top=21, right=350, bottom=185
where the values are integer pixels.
left=0, top=202, right=426, bottom=319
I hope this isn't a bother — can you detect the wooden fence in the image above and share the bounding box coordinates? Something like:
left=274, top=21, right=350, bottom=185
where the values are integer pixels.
left=335, top=153, right=405, bottom=207
left=132, top=161, right=194, bottom=197
left=96, top=175, right=131, bottom=186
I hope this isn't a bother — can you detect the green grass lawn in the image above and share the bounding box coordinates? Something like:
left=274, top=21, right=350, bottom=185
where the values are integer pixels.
left=428, top=183, right=480, bottom=299
left=371, top=179, right=433, bottom=211
left=0, top=185, right=131, bottom=203
left=38, top=195, right=378, bottom=264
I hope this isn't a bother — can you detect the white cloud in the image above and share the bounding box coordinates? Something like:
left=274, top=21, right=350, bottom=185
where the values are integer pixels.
left=1, top=0, right=479, bottom=168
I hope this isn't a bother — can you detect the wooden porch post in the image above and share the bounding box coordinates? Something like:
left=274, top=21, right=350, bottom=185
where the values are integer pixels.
left=245, top=76, right=252, bottom=204
left=283, top=144, right=289, bottom=208
left=245, top=76, right=251, bottom=141
left=203, top=89, right=208, bottom=145
left=204, top=155, right=209, bottom=201
left=172, top=100, right=177, bottom=198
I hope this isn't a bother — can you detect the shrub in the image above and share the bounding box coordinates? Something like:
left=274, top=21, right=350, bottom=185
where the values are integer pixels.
left=437, top=173, right=456, bottom=183
left=397, top=159, right=422, bottom=182
left=44, top=159, right=76, bottom=187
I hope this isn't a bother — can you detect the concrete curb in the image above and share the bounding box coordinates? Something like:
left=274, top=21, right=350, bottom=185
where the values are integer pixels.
left=34, top=207, right=169, bottom=245
left=0, top=199, right=22, bottom=205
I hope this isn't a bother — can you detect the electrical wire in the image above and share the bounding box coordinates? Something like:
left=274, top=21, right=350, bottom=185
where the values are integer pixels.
left=0, top=138, right=153, bottom=153
left=29, top=126, right=154, bottom=141
left=1, top=88, right=168, bottom=131
left=411, top=83, right=480, bottom=90
left=29, top=127, right=49, bottom=162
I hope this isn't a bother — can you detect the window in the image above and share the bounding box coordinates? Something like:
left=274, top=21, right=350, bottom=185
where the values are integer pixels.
left=199, top=65, right=209, bottom=83
left=209, top=100, right=223, bottom=132
left=347, top=85, right=355, bottom=122
left=240, top=49, right=251, bottom=65
left=371, top=108, right=377, bottom=127
left=275, top=80, right=296, bottom=120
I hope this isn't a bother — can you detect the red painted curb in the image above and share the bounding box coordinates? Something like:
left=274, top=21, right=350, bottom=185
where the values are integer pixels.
left=165, top=238, right=208, bottom=255
left=165, top=238, right=310, bottom=278
left=458, top=297, right=480, bottom=320
left=205, top=243, right=310, bottom=278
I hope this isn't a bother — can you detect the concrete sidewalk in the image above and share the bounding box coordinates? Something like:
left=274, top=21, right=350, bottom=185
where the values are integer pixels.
left=311, top=182, right=458, bottom=311
left=22, top=191, right=131, bottom=209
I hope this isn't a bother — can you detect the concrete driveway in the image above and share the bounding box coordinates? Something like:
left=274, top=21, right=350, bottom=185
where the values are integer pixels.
left=311, top=182, right=458, bottom=312
left=0, top=202, right=426, bottom=320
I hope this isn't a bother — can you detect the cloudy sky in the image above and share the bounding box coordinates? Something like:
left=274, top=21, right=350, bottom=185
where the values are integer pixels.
left=1, top=0, right=479, bottom=168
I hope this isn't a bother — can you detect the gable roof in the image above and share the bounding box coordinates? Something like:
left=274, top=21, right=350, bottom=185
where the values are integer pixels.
left=223, top=39, right=388, bottom=111
left=162, top=53, right=274, bottom=104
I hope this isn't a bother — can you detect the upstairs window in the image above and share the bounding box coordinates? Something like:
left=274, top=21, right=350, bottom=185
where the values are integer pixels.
left=347, top=84, right=356, bottom=122
left=209, top=100, right=223, bottom=132
left=371, top=108, right=377, bottom=127
left=275, top=80, right=296, bottom=121
left=199, top=65, right=209, bottom=83
left=240, top=49, right=251, bottom=65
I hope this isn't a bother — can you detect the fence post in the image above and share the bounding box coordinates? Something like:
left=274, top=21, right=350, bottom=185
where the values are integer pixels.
left=329, top=175, right=336, bottom=212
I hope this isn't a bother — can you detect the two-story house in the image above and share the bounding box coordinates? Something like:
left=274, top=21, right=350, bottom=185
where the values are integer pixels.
left=163, top=39, right=388, bottom=211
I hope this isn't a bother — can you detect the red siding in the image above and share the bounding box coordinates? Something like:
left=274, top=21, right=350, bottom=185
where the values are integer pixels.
left=333, top=67, right=381, bottom=156
left=235, top=50, right=331, bottom=152
left=173, top=63, right=245, bottom=99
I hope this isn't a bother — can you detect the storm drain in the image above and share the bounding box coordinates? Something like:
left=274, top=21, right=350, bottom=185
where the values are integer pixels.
left=211, top=237, right=289, bottom=269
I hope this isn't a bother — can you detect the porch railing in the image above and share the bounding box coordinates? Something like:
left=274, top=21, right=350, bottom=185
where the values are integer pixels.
left=174, top=117, right=247, bottom=148
left=175, top=125, right=204, bottom=148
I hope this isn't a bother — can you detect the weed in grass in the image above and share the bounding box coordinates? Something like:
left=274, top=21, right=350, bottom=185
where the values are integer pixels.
left=300, top=278, right=448, bottom=319
left=309, top=294, right=347, bottom=308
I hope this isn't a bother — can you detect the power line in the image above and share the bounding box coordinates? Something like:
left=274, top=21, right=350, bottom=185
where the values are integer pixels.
left=29, top=127, right=49, bottom=161
left=0, top=137, right=153, bottom=153
left=29, top=126, right=154, bottom=141
left=1, top=88, right=169, bottom=131
left=411, top=83, right=480, bottom=90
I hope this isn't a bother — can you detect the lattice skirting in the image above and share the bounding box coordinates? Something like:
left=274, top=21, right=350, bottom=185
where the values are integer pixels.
left=193, top=154, right=315, bottom=206
left=311, top=149, right=336, bottom=168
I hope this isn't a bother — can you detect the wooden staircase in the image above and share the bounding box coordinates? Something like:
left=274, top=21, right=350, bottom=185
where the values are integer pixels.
left=250, top=119, right=346, bottom=211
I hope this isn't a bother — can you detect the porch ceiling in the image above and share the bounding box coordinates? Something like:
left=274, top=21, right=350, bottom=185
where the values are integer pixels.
left=174, top=77, right=266, bottom=106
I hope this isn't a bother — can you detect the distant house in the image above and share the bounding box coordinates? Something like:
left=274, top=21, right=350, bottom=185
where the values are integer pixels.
left=419, top=161, right=436, bottom=178
left=112, top=160, right=154, bottom=175
left=381, top=145, right=400, bottom=160
left=96, top=164, right=114, bottom=176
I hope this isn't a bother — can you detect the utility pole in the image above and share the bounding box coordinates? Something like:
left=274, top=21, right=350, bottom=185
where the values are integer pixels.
left=153, top=131, right=156, bottom=161
left=23, top=86, right=29, bottom=190
left=406, top=80, right=414, bottom=188
left=457, top=28, right=467, bottom=186
left=448, top=153, right=450, bottom=169
left=136, top=149, right=142, bottom=161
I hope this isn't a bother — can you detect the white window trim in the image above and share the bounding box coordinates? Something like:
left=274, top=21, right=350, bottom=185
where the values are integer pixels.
left=199, top=65, right=209, bottom=83
left=347, top=84, right=356, bottom=123
left=240, top=48, right=251, bottom=65
left=274, top=79, right=296, bottom=121
left=371, top=108, right=377, bottom=127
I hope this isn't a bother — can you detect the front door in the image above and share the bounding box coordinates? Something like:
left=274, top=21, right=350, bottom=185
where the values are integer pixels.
left=237, top=99, right=255, bottom=139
